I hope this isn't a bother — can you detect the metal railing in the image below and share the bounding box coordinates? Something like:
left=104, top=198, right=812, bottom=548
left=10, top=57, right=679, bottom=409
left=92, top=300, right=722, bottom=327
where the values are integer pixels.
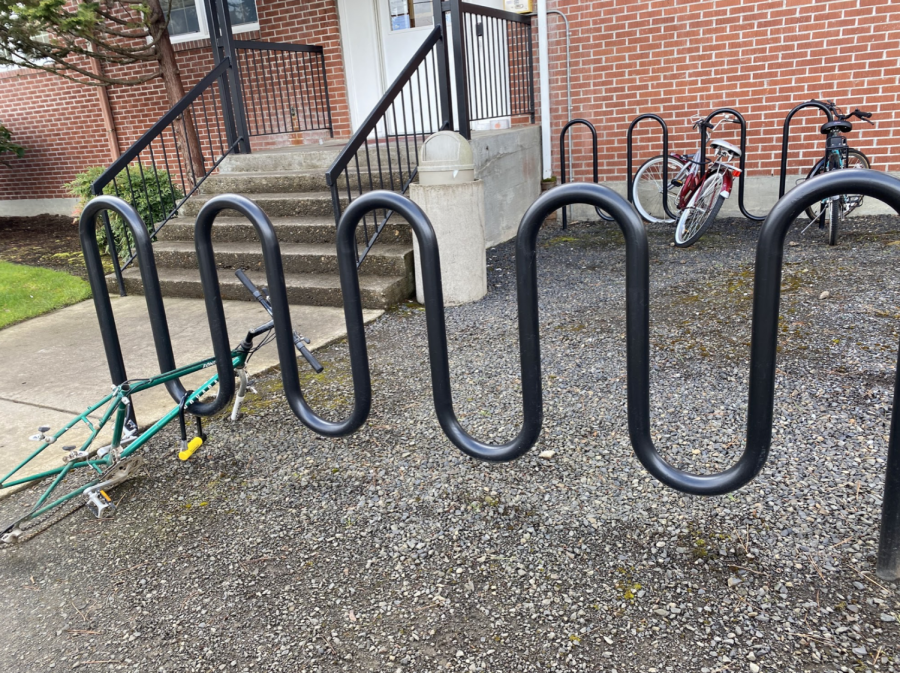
left=91, top=59, right=242, bottom=293
left=459, top=2, right=534, bottom=128
left=324, top=26, right=451, bottom=267
left=234, top=40, right=333, bottom=138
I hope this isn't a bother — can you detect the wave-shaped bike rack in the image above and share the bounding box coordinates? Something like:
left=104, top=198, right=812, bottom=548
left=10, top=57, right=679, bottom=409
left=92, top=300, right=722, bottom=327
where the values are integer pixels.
left=559, top=118, right=613, bottom=228
left=336, top=173, right=900, bottom=580
left=193, top=194, right=371, bottom=436
left=778, top=100, right=835, bottom=199
left=79, top=196, right=227, bottom=419
left=625, top=113, right=678, bottom=222
left=697, top=108, right=766, bottom=222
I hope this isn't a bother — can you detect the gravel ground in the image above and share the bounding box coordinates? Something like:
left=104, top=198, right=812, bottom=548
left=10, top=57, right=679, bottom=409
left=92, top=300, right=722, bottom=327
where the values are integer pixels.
left=1, top=212, right=900, bottom=672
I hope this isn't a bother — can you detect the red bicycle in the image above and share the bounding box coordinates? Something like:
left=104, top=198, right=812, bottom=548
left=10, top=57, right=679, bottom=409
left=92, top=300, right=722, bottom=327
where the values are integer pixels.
left=632, top=115, right=744, bottom=247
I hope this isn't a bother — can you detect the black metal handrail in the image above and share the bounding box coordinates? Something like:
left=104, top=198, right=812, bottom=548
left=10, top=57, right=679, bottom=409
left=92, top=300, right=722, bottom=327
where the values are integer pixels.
left=459, top=2, right=534, bottom=127
left=91, top=58, right=243, bottom=293
left=324, top=26, right=451, bottom=267
left=233, top=40, right=334, bottom=138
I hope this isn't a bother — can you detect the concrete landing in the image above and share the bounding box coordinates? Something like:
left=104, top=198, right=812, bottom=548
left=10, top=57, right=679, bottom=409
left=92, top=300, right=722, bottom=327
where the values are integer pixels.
left=0, top=297, right=382, bottom=492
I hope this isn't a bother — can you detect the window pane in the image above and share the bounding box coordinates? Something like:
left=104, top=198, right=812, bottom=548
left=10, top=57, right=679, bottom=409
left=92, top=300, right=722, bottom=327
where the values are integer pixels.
left=228, top=0, right=258, bottom=26
left=168, top=0, right=200, bottom=36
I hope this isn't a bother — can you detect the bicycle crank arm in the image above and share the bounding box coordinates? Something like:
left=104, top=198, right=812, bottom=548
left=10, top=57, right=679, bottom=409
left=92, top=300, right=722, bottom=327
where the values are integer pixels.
left=83, top=456, right=145, bottom=519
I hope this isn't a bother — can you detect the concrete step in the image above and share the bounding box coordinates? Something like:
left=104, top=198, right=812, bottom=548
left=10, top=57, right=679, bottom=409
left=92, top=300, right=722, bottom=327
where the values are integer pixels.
left=156, top=216, right=412, bottom=245
left=111, top=267, right=412, bottom=310
left=202, top=169, right=409, bottom=195
left=182, top=191, right=346, bottom=218
left=220, top=142, right=408, bottom=174
left=148, top=240, right=413, bottom=277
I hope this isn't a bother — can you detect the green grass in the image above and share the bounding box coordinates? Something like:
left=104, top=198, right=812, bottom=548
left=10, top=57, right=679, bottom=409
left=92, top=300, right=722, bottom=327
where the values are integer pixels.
left=0, top=261, right=92, bottom=329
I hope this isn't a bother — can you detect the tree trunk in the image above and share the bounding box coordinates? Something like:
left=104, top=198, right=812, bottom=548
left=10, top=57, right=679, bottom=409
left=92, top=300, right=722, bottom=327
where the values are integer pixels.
left=146, top=0, right=206, bottom=182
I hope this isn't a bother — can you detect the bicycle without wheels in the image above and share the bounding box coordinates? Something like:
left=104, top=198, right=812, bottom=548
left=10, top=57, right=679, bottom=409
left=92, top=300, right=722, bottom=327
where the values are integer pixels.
left=0, top=269, right=322, bottom=545
left=632, top=114, right=743, bottom=247
left=799, top=100, right=874, bottom=245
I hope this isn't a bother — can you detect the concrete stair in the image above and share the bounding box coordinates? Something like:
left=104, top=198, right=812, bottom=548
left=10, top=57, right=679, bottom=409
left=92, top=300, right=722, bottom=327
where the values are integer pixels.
left=111, top=142, right=415, bottom=310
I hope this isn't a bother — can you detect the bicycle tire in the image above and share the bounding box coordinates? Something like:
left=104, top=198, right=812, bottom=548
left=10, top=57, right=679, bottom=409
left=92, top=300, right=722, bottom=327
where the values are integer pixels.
left=674, top=172, right=725, bottom=248
left=632, top=155, right=686, bottom=224
left=804, top=149, right=870, bottom=221
left=828, top=199, right=839, bottom=246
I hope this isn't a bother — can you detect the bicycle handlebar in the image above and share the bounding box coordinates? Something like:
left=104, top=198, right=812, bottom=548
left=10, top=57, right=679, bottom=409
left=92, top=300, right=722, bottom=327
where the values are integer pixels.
left=234, top=269, right=324, bottom=374
left=808, top=99, right=875, bottom=124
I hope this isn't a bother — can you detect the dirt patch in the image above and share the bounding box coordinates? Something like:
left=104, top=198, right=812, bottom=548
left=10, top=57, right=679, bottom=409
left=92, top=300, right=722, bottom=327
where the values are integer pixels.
left=0, top=214, right=88, bottom=279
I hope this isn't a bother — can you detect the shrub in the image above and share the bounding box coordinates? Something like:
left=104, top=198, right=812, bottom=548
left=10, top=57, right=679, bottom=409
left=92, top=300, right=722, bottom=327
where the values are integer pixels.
left=66, top=165, right=184, bottom=257
left=0, top=123, right=25, bottom=164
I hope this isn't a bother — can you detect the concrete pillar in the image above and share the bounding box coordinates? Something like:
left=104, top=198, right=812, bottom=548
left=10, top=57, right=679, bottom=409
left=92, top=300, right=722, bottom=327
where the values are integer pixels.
left=410, top=180, right=487, bottom=306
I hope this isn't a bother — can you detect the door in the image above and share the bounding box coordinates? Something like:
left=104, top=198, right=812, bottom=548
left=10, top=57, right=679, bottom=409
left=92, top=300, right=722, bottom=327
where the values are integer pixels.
left=377, top=0, right=440, bottom=136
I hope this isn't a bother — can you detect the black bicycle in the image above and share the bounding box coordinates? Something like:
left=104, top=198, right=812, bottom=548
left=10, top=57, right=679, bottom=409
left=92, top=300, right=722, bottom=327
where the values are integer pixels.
left=802, top=100, right=874, bottom=245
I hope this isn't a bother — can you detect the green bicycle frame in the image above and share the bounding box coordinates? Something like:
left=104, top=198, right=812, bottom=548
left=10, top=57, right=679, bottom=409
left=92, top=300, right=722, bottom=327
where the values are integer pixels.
left=0, top=349, right=249, bottom=528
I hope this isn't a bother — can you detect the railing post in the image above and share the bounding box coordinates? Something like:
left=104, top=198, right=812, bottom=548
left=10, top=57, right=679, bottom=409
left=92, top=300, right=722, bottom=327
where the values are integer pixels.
left=204, top=0, right=239, bottom=151
left=527, top=18, right=535, bottom=124
left=207, top=0, right=251, bottom=153
left=447, top=0, right=470, bottom=138
left=433, top=0, right=454, bottom=131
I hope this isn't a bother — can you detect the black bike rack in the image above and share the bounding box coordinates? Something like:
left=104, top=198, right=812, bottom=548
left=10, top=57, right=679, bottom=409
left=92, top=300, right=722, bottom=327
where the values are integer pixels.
left=193, top=194, right=371, bottom=437
left=338, top=174, right=900, bottom=579
left=79, top=196, right=224, bottom=418
left=559, top=119, right=613, bottom=228
left=778, top=100, right=835, bottom=199
left=697, top=108, right=766, bottom=222
left=625, top=114, right=678, bottom=221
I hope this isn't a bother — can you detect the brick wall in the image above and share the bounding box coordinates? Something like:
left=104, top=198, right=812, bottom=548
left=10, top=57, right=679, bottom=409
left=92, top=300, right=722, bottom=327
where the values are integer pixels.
left=5, top=0, right=899, bottom=203
left=544, top=0, right=900, bottom=184
left=0, top=0, right=349, bottom=202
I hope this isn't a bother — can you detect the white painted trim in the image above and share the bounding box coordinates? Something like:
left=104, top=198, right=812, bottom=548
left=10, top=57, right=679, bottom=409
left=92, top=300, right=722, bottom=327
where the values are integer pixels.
left=336, top=0, right=386, bottom=131
left=537, top=0, right=550, bottom=179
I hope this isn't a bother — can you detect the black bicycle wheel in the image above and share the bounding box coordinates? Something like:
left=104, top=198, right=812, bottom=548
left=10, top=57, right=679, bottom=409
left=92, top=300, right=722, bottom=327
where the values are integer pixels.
left=804, top=149, right=870, bottom=221
left=674, top=172, right=725, bottom=248
left=828, top=199, right=839, bottom=246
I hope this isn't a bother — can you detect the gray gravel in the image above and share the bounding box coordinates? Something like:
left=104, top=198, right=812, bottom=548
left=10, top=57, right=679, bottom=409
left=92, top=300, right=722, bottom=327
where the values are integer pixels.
left=2, top=213, right=900, bottom=672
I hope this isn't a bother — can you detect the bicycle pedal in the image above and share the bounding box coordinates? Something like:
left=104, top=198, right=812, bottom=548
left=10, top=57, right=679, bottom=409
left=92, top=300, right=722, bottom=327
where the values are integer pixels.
left=85, top=489, right=116, bottom=519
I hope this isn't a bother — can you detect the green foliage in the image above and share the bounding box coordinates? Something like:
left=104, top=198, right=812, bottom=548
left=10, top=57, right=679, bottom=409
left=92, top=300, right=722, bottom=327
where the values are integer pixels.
left=0, top=123, right=25, bottom=163
left=66, top=165, right=183, bottom=257
left=0, top=260, right=92, bottom=329
left=0, top=0, right=160, bottom=86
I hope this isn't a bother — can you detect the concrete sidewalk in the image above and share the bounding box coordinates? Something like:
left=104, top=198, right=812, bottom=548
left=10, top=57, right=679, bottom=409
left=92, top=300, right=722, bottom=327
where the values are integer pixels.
left=0, top=296, right=381, bottom=489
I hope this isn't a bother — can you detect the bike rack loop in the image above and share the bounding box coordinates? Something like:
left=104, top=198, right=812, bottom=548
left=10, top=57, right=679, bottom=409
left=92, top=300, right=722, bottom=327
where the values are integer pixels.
left=340, top=177, right=900, bottom=579
left=79, top=196, right=225, bottom=417
left=193, top=194, right=371, bottom=437
left=337, top=191, right=542, bottom=461
left=777, top=100, right=835, bottom=199
left=698, top=108, right=766, bottom=222
left=757, top=170, right=900, bottom=580
left=625, top=114, right=678, bottom=221
left=559, top=119, right=612, bottom=228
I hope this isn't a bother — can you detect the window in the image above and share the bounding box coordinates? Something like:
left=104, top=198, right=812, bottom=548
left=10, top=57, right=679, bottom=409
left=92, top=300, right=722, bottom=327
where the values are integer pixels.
left=389, top=0, right=433, bottom=32
left=167, top=0, right=259, bottom=43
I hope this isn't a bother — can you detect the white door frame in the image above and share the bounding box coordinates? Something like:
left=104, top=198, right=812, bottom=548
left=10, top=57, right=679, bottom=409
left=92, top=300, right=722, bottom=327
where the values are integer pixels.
left=335, top=0, right=386, bottom=131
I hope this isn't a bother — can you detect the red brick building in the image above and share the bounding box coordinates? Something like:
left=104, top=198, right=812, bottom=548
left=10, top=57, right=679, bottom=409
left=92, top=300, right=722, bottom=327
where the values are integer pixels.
left=2, top=0, right=899, bottom=214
